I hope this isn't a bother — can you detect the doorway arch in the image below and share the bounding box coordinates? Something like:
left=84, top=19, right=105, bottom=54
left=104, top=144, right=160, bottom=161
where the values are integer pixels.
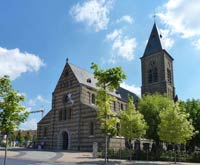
left=57, top=128, right=70, bottom=150
left=62, top=131, right=68, bottom=150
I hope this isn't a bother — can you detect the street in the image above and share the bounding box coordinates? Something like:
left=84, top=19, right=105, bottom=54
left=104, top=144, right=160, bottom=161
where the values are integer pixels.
left=0, top=158, right=77, bottom=165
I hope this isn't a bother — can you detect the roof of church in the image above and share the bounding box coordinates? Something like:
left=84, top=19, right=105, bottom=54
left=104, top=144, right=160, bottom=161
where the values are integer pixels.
left=143, top=23, right=164, bottom=57
left=68, top=63, right=139, bottom=102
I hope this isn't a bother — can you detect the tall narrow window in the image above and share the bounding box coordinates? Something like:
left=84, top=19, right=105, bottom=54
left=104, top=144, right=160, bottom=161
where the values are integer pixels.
left=167, top=69, right=172, bottom=83
left=63, top=109, right=67, bottom=120
left=113, top=101, right=116, bottom=111
left=153, top=67, right=158, bottom=82
left=121, top=103, right=124, bottom=110
left=148, top=69, right=152, bottom=83
left=91, top=94, right=95, bottom=104
left=59, top=110, right=62, bottom=121
left=89, top=122, right=94, bottom=136
left=68, top=108, right=72, bottom=119
left=43, top=127, right=47, bottom=137
left=118, top=102, right=120, bottom=111
left=88, top=92, right=91, bottom=104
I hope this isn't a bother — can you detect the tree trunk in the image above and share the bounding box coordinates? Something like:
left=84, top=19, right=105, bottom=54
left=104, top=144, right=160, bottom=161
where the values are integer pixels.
left=4, top=134, right=8, bottom=165
left=129, top=148, right=132, bottom=160
left=105, top=135, right=108, bottom=164
left=174, top=144, right=176, bottom=164
left=155, top=140, right=160, bottom=160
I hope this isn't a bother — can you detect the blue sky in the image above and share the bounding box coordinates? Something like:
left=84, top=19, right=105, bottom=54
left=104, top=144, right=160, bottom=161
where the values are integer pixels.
left=0, top=0, right=200, bottom=130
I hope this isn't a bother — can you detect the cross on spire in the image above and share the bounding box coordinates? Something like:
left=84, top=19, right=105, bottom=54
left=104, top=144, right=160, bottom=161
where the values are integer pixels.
left=153, top=12, right=156, bottom=23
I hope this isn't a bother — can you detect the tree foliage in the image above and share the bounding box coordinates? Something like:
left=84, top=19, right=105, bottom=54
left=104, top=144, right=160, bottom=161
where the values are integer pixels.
left=138, top=93, right=174, bottom=142
left=16, top=130, right=24, bottom=145
left=120, top=95, right=147, bottom=140
left=158, top=103, right=195, bottom=144
left=24, top=131, right=31, bottom=142
left=91, top=63, right=126, bottom=136
left=179, top=99, right=200, bottom=150
left=0, top=76, right=29, bottom=135
left=91, top=63, right=126, bottom=91
left=96, top=90, right=119, bottom=136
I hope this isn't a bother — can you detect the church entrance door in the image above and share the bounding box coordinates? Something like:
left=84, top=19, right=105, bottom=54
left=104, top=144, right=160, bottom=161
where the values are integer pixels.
left=62, top=131, right=68, bottom=150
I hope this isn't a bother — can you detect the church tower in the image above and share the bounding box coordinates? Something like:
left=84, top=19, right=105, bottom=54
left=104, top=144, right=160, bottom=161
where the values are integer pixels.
left=141, top=23, right=175, bottom=99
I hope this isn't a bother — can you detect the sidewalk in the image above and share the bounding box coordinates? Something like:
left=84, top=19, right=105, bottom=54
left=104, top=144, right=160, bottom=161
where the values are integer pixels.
left=0, top=148, right=200, bottom=165
left=55, top=151, right=200, bottom=165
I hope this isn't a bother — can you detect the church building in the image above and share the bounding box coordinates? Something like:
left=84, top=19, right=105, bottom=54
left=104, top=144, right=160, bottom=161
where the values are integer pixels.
left=37, top=23, right=175, bottom=151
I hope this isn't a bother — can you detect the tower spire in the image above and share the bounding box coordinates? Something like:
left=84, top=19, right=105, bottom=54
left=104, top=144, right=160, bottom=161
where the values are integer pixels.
left=142, top=23, right=163, bottom=57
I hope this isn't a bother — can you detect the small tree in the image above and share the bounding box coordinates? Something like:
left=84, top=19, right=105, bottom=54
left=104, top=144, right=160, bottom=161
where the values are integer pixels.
left=16, top=130, right=24, bottom=146
left=91, top=63, right=126, bottom=164
left=120, top=95, right=147, bottom=160
left=0, top=76, right=29, bottom=165
left=24, top=131, right=31, bottom=147
left=158, top=103, right=195, bottom=163
left=32, top=133, right=37, bottom=148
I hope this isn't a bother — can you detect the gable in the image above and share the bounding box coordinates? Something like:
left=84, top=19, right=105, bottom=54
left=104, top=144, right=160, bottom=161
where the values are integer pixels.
left=53, top=62, right=79, bottom=93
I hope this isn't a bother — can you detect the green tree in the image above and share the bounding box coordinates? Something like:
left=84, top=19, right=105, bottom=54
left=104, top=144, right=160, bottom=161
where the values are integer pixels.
left=33, top=133, right=37, bottom=142
left=32, top=133, right=37, bottom=148
left=0, top=76, right=29, bottom=165
left=91, top=63, right=126, bottom=164
left=120, top=95, right=147, bottom=160
left=24, top=131, right=31, bottom=146
left=16, top=130, right=24, bottom=146
left=8, top=133, right=15, bottom=147
left=158, top=103, right=195, bottom=163
left=138, top=93, right=174, bottom=157
left=179, top=99, right=200, bottom=152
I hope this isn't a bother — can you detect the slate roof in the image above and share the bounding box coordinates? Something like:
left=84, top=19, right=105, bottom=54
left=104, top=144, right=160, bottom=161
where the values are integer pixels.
left=143, top=23, right=164, bottom=57
left=69, top=63, right=139, bottom=102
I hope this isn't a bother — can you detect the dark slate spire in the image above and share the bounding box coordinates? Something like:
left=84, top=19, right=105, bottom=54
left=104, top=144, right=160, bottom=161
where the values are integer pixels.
left=143, top=23, right=164, bottom=57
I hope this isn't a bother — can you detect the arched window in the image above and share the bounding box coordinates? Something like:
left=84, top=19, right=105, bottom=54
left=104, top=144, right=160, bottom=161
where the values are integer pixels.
left=121, top=103, right=124, bottom=110
left=92, top=94, right=95, bottom=104
left=153, top=67, right=158, bottom=82
left=116, top=123, right=120, bottom=136
left=167, top=68, right=172, bottom=83
left=43, top=127, right=47, bottom=137
left=88, top=92, right=91, bottom=104
left=68, top=108, right=72, bottom=120
left=148, top=69, right=153, bottom=83
left=113, top=101, right=116, bottom=111
left=59, top=110, right=62, bottom=121
left=63, top=108, right=67, bottom=120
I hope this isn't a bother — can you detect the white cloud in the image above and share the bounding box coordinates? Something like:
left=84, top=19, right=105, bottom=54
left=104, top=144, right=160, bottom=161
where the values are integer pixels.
left=106, top=29, right=137, bottom=62
left=116, top=15, right=133, bottom=24
left=28, top=95, right=50, bottom=107
left=193, top=39, right=200, bottom=50
left=160, top=29, right=174, bottom=50
left=0, top=47, right=44, bottom=80
left=106, top=29, right=122, bottom=41
left=70, top=0, right=113, bottom=32
left=120, top=82, right=141, bottom=97
left=157, top=0, right=200, bottom=38
left=20, top=118, right=38, bottom=130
